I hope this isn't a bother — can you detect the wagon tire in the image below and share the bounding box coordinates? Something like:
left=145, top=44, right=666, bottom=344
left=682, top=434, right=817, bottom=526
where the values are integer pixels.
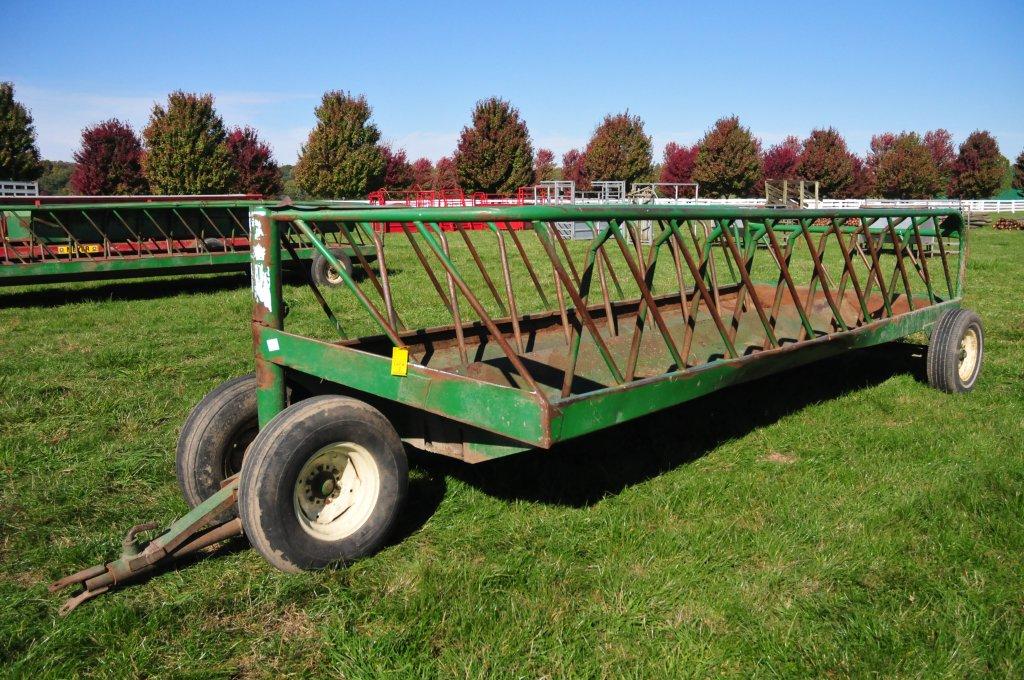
left=176, top=374, right=260, bottom=522
left=238, top=395, right=408, bottom=573
left=927, top=308, right=983, bottom=393
left=310, top=249, right=353, bottom=287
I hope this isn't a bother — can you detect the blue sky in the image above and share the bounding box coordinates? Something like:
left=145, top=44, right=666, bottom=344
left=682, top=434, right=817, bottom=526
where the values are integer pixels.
left=4, top=0, right=1023, bottom=165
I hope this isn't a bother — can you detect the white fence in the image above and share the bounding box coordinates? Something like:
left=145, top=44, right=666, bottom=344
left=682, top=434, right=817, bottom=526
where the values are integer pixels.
left=0, top=180, right=38, bottom=197
left=646, top=196, right=1023, bottom=213
left=807, top=198, right=1024, bottom=213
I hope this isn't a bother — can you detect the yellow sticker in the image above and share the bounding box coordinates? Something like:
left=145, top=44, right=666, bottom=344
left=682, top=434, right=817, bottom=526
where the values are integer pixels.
left=56, top=244, right=101, bottom=255
left=390, top=347, right=409, bottom=377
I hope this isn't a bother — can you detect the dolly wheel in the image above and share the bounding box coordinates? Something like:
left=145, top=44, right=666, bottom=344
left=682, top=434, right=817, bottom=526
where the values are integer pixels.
left=310, top=249, right=353, bottom=287
left=927, top=308, right=984, bottom=393
left=238, top=395, right=408, bottom=573
left=176, top=374, right=260, bottom=520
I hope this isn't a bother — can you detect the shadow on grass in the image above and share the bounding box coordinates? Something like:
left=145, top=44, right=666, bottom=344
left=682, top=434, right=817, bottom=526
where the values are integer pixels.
left=0, top=273, right=252, bottom=309
left=0, top=267, right=398, bottom=309
left=419, top=342, right=928, bottom=508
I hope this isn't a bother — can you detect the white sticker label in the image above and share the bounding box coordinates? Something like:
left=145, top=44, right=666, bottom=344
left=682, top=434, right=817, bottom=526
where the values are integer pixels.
left=249, top=213, right=273, bottom=313
left=267, top=338, right=280, bottom=352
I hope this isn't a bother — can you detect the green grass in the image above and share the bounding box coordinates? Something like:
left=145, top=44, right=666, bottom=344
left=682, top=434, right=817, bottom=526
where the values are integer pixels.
left=1, top=223, right=1022, bottom=677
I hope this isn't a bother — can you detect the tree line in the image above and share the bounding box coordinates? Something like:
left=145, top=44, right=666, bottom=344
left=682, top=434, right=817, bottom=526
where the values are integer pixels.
left=2, top=82, right=1022, bottom=200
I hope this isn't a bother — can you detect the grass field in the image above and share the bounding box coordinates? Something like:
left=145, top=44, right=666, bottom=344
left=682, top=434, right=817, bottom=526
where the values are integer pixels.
left=1, top=221, right=1022, bottom=677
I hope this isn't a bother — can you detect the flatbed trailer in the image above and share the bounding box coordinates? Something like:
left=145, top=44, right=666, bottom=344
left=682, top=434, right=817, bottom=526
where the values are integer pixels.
left=0, top=195, right=373, bottom=287
left=52, top=204, right=983, bottom=612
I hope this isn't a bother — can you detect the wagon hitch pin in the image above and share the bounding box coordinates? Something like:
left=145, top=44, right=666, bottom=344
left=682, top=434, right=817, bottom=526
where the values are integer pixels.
left=49, top=477, right=243, bottom=616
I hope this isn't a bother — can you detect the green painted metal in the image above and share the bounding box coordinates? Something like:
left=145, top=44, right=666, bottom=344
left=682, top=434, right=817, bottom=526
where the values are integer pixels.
left=250, top=203, right=966, bottom=459
left=255, top=328, right=548, bottom=445
left=0, top=198, right=371, bottom=286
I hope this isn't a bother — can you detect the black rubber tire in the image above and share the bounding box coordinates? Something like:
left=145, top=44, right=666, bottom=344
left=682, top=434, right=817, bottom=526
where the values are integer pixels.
left=926, top=308, right=984, bottom=393
left=310, top=248, right=353, bottom=288
left=176, top=374, right=260, bottom=520
left=238, top=395, right=408, bottom=573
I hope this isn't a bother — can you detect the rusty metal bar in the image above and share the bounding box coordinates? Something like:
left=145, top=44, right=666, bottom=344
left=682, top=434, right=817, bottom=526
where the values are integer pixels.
left=414, top=220, right=549, bottom=398
left=532, top=220, right=625, bottom=385
left=504, top=224, right=550, bottom=307
left=421, top=222, right=468, bottom=366
left=798, top=218, right=848, bottom=333
left=608, top=219, right=685, bottom=371
left=453, top=222, right=508, bottom=316
left=884, top=218, right=917, bottom=311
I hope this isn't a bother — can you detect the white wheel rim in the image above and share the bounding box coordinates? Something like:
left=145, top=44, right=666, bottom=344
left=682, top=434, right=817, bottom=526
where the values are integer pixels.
left=958, top=328, right=979, bottom=383
left=325, top=264, right=345, bottom=285
left=293, top=442, right=380, bottom=540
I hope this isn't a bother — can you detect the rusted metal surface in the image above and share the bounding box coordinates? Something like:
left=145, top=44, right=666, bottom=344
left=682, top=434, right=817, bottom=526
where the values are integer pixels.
left=50, top=478, right=242, bottom=615
left=249, top=204, right=965, bottom=452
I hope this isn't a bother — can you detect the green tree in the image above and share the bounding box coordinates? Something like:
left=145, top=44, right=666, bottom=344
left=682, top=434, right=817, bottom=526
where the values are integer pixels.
left=949, top=131, right=1004, bottom=199
left=142, top=91, right=236, bottom=194
left=454, top=97, right=533, bottom=193
left=583, top=112, right=652, bottom=186
left=872, top=132, right=942, bottom=198
left=37, top=160, right=75, bottom=195
left=294, top=91, right=385, bottom=199
left=1013, top=150, right=1024, bottom=192
left=0, top=82, right=42, bottom=181
left=796, top=128, right=855, bottom=197
left=691, top=116, right=762, bottom=197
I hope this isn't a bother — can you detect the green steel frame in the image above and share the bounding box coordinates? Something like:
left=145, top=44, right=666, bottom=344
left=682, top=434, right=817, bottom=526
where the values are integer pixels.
left=0, top=198, right=371, bottom=286
left=249, top=204, right=966, bottom=460
left=50, top=202, right=968, bottom=613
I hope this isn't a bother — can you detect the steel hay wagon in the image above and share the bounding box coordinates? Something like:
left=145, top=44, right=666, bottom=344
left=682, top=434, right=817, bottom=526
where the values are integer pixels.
left=0, top=195, right=373, bottom=287
left=52, top=204, right=983, bottom=613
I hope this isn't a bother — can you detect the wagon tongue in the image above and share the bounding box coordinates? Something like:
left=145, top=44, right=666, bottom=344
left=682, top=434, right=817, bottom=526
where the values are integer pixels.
left=49, top=477, right=243, bottom=616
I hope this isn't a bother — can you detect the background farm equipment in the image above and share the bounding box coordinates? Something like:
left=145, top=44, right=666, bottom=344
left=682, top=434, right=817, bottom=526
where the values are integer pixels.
left=0, top=195, right=373, bottom=286
left=52, top=203, right=981, bottom=612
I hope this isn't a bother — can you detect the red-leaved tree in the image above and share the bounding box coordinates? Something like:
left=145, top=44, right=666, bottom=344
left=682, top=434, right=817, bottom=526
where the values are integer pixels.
left=70, top=119, right=147, bottom=195
left=923, top=129, right=956, bottom=192
left=562, top=148, right=589, bottom=189
left=848, top=155, right=873, bottom=198
left=534, top=148, right=556, bottom=182
left=583, top=112, right=652, bottom=186
left=433, top=156, right=460, bottom=191
left=225, top=126, right=281, bottom=196
left=796, top=128, right=855, bottom=197
left=659, top=142, right=698, bottom=186
left=867, top=132, right=898, bottom=171
left=762, top=136, right=802, bottom=181
left=410, top=157, right=434, bottom=188
left=692, top=116, right=762, bottom=197
left=1013, top=150, right=1024, bottom=192
left=950, top=131, right=1004, bottom=199
left=380, top=145, right=414, bottom=190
